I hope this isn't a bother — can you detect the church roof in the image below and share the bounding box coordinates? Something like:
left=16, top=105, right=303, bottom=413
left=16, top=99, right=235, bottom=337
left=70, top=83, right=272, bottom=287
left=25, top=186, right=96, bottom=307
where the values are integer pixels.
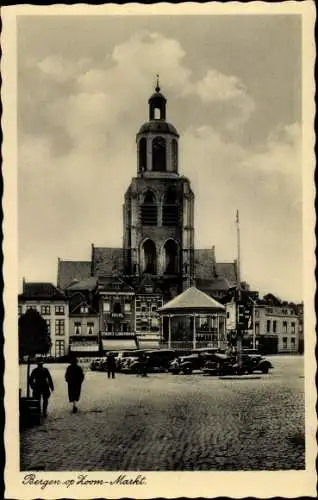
left=215, top=262, right=237, bottom=285
left=65, top=277, right=97, bottom=291
left=57, top=260, right=92, bottom=289
left=194, top=249, right=216, bottom=280
left=92, top=247, right=124, bottom=277
left=19, top=282, right=67, bottom=301
left=196, top=277, right=231, bottom=292
left=158, top=286, right=225, bottom=314
left=137, top=120, right=179, bottom=137
left=97, top=276, right=134, bottom=293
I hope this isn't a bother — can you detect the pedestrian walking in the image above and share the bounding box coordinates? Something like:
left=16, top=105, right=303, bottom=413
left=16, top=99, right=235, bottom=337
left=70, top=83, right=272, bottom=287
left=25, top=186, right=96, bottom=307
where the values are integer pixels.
left=106, top=352, right=116, bottom=379
left=65, top=356, right=85, bottom=414
left=29, top=359, right=54, bottom=418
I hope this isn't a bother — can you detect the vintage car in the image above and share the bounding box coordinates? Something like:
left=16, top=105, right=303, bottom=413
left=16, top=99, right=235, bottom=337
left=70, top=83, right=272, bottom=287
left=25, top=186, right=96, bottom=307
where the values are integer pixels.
left=129, top=349, right=177, bottom=374
left=168, top=352, right=216, bottom=375
left=202, top=353, right=273, bottom=376
left=116, top=350, right=146, bottom=372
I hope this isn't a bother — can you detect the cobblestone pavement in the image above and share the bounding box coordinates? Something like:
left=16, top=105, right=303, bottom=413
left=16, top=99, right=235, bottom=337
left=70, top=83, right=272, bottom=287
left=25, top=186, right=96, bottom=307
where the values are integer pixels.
left=20, top=355, right=305, bottom=471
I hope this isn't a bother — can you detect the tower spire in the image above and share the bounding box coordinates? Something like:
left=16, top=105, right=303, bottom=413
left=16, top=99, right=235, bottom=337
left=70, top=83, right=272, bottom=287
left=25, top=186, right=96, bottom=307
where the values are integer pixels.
left=155, top=74, right=160, bottom=92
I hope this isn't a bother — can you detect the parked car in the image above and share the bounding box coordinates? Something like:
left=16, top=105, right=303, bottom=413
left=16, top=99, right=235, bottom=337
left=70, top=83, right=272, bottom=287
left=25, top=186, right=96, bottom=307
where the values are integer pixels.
left=168, top=352, right=216, bottom=375
left=116, top=350, right=146, bottom=372
left=127, top=349, right=177, bottom=374
left=202, top=353, right=273, bottom=376
left=90, top=358, right=102, bottom=371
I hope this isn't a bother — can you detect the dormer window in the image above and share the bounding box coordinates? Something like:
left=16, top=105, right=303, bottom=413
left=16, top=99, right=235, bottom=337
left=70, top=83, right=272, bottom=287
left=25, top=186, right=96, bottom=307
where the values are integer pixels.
left=80, top=306, right=89, bottom=314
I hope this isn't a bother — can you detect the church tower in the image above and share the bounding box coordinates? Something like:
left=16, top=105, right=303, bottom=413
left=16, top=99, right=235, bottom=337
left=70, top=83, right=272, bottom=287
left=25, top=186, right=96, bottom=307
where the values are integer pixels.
left=123, top=79, right=195, bottom=295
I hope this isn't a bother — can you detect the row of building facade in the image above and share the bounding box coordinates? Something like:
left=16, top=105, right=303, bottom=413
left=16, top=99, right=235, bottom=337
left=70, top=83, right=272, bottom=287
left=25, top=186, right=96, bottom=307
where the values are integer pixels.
left=18, top=277, right=303, bottom=357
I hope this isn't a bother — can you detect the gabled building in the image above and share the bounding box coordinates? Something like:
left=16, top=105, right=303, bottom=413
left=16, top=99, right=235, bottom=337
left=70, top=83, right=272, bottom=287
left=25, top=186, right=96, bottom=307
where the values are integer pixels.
left=65, top=278, right=100, bottom=355
left=18, top=280, right=69, bottom=357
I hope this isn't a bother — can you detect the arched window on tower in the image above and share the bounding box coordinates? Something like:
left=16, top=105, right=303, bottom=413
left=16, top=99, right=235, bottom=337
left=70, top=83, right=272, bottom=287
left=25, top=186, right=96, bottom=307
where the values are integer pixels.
left=139, top=138, right=147, bottom=173
left=162, top=187, right=179, bottom=226
left=154, top=108, right=161, bottom=119
left=141, top=190, right=157, bottom=226
left=142, top=239, right=157, bottom=274
left=172, top=139, right=178, bottom=171
left=164, top=240, right=178, bottom=274
left=152, top=136, right=166, bottom=172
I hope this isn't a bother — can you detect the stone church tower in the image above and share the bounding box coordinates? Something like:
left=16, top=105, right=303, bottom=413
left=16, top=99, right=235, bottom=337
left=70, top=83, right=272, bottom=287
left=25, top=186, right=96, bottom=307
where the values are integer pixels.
left=123, top=80, right=195, bottom=295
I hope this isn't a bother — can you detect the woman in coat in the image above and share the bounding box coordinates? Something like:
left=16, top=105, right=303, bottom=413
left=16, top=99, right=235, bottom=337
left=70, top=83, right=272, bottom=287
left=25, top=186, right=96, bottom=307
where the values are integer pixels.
left=65, top=356, right=84, bottom=413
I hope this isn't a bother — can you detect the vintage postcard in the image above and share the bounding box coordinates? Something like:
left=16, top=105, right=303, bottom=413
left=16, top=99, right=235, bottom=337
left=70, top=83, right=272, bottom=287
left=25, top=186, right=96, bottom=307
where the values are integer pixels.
left=2, top=2, right=317, bottom=499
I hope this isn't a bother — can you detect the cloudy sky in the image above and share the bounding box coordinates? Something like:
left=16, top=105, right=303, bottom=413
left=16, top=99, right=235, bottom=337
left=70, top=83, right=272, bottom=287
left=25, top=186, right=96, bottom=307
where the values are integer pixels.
left=18, top=13, right=302, bottom=301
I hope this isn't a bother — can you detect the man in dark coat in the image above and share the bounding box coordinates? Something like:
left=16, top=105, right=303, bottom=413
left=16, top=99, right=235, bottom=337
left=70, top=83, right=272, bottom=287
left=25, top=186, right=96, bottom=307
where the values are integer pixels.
left=106, top=352, right=116, bottom=379
left=65, top=357, right=85, bottom=413
left=29, top=359, right=54, bottom=418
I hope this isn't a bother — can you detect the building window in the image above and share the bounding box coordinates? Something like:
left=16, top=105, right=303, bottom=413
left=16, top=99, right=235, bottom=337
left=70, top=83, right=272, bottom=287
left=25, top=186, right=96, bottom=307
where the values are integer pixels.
left=266, top=320, right=271, bottom=333
left=283, top=321, right=287, bottom=333
left=55, top=305, right=65, bottom=315
left=124, top=301, right=131, bottom=312
left=103, top=301, right=110, bottom=312
left=18, top=305, right=22, bottom=316
left=291, top=337, right=296, bottom=349
left=74, top=322, right=81, bottom=335
left=255, top=322, right=260, bottom=335
left=162, top=188, right=179, bottom=226
left=55, top=319, right=65, bottom=336
left=267, top=308, right=273, bottom=314
left=283, top=337, right=288, bottom=349
left=45, top=319, right=51, bottom=334
left=87, top=322, right=94, bottom=335
left=113, top=302, right=122, bottom=314
left=139, top=138, right=147, bottom=173
left=282, top=309, right=288, bottom=315
left=273, top=320, right=277, bottom=333
left=26, top=305, right=36, bottom=311
left=107, top=323, right=113, bottom=333
left=80, top=306, right=89, bottom=314
left=141, top=191, right=157, bottom=226
left=172, top=139, right=178, bottom=171
left=123, top=324, right=128, bottom=332
left=255, top=310, right=260, bottom=318
left=226, top=312, right=230, bottom=319
left=152, top=136, right=166, bottom=172
left=55, top=340, right=65, bottom=357
left=41, top=305, right=51, bottom=315
left=291, top=322, right=295, bottom=333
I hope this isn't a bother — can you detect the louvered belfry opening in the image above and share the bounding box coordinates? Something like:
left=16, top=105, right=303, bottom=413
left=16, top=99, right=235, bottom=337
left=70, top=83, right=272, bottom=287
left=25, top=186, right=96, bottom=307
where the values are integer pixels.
left=141, top=190, right=158, bottom=226
left=142, top=239, right=157, bottom=274
left=162, top=187, right=179, bottom=226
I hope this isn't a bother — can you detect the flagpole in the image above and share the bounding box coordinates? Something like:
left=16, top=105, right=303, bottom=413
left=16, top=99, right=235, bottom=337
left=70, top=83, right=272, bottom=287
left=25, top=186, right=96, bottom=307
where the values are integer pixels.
left=235, top=209, right=243, bottom=371
left=236, top=209, right=241, bottom=289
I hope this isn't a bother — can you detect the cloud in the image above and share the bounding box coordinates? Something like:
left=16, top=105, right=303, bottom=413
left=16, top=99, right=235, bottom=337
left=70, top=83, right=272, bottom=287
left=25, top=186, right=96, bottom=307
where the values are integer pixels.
left=182, top=121, right=302, bottom=299
left=18, top=30, right=301, bottom=300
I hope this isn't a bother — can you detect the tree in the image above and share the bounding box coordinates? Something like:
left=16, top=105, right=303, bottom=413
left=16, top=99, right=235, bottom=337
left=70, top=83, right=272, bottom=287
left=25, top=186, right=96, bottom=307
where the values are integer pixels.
left=19, top=308, right=51, bottom=397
